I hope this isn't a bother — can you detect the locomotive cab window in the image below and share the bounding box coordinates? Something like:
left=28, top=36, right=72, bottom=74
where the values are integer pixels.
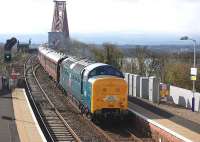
left=88, top=66, right=124, bottom=78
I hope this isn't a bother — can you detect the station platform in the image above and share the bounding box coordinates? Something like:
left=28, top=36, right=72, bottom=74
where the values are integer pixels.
left=0, top=88, right=46, bottom=142
left=128, top=97, right=200, bottom=142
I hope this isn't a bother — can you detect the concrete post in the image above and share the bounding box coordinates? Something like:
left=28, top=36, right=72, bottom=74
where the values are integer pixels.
left=149, top=76, right=160, bottom=103
left=140, top=77, right=149, bottom=99
left=128, top=74, right=133, bottom=96
left=124, top=73, right=130, bottom=95
left=133, top=74, right=140, bottom=97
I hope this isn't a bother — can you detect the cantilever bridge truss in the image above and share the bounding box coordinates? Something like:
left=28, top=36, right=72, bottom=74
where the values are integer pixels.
left=49, top=0, right=69, bottom=48
left=52, top=0, right=69, bottom=35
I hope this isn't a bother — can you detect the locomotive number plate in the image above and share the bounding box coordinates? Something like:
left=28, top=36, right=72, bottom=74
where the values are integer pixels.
left=104, top=96, right=118, bottom=102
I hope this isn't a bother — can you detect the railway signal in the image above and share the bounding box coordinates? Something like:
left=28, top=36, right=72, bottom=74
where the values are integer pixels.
left=4, top=52, right=12, bottom=62
left=4, top=37, right=17, bottom=62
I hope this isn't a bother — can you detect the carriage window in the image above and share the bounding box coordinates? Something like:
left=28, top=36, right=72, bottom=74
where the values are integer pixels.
left=88, top=66, right=124, bottom=78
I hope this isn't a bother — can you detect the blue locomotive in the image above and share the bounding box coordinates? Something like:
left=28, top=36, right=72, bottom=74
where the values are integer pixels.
left=38, top=46, right=128, bottom=119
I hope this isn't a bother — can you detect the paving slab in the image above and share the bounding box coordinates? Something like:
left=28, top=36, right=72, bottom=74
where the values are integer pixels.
left=12, top=88, right=46, bottom=142
left=129, top=101, right=200, bottom=142
left=0, top=88, right=46, bottom=142
left=0, top=91, right=20, bottom=142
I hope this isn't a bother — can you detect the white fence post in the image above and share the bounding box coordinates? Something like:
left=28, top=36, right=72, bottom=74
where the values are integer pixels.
left=133, top=74, right=140, bottom=97
left=128, top=74, right=133, bottom=96
left=140, top=77, right=149, bottom=99
left=149, top=76, right=160, bottom=103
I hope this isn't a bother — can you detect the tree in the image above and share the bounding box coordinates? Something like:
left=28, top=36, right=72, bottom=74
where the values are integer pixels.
left=91, top=47, right=105, bottom=62
left=164, top=63, right=192, bottom=89
left=103, top=43, right=123, bottom=69
left=57, top=39, right=92, bottom=58
left=91, top=43, right=124, bottom=69
left=130, top=47, right=161, bottom=77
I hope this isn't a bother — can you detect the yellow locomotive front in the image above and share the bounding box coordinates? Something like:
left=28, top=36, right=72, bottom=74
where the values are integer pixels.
left=91, top=76, right=128, bottom=116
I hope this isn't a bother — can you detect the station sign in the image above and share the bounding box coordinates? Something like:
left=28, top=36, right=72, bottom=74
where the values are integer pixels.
left=191, top=68, right=197, bottom=76
left=191, top=76, right=197, bottom=81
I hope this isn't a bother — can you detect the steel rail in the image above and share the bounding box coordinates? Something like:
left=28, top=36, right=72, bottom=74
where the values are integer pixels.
left=32, top=61, right=81, bottom=142
left=24, top=56, right=55, bottom=142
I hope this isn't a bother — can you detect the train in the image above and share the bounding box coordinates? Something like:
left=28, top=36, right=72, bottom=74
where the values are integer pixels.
left=38, top=46, right=128, bottom=119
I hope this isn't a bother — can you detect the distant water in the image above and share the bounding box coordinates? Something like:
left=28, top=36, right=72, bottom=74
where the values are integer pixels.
left=0, top=34, right=48, bottom=44
left=0, top=33, right=200, bottom=45
left=72, top=33, right=200, bottom=45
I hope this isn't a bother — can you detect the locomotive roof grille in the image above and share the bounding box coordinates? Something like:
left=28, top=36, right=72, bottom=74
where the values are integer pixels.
left=63, top=59, right=76, bottom=67
left=72, top=64, right=86, bottom=74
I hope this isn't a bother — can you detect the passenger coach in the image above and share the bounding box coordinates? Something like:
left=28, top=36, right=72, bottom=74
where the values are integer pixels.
left=38, top=46, right=66, bottom=81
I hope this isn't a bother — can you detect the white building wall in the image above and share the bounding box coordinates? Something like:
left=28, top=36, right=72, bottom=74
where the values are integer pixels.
left=169, top=86, right=200, bottom=112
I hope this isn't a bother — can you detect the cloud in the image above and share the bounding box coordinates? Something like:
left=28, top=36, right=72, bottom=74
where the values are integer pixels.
left=0, top=0, right=199, bottom=35
left=112, top=0, right=140, bottom=3
left=177, top=0, right=200, bottom=3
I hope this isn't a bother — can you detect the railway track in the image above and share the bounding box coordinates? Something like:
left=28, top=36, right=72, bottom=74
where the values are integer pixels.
left=24, top=56, right=81, bottom=142
left=95, top=119, right=153, bottom=142
left=24, top=54, right=155, bottom=142
left=35, top=59, right=111, bottom=142
left=35, top=57, right=155, bottom=142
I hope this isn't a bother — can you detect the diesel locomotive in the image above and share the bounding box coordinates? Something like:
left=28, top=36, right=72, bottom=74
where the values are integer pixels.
left=38, top=46, right=128, bottom=119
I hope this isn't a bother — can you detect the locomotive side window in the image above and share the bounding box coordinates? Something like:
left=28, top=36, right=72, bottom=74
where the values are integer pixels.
left=88, top=66, right=124, bottom=78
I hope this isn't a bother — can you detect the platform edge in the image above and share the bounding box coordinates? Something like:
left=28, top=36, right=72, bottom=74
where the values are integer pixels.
left=22, top=89, right=47, bottom=142
left=128, top=108, right=193, bottom=142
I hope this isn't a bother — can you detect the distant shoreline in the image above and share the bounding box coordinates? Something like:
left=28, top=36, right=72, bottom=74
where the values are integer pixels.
left=0, top=33, right=200, bottom=45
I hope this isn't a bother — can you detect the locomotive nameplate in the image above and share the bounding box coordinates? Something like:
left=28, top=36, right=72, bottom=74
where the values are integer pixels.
left=103, top=96, right=118, bottom=103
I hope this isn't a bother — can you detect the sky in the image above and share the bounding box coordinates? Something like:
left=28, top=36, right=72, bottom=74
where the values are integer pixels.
left=0, top=0, right=200, bottom=44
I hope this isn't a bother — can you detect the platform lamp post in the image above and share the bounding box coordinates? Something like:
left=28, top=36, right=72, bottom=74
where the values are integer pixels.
left=180, top=36, right=197, bottom=112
